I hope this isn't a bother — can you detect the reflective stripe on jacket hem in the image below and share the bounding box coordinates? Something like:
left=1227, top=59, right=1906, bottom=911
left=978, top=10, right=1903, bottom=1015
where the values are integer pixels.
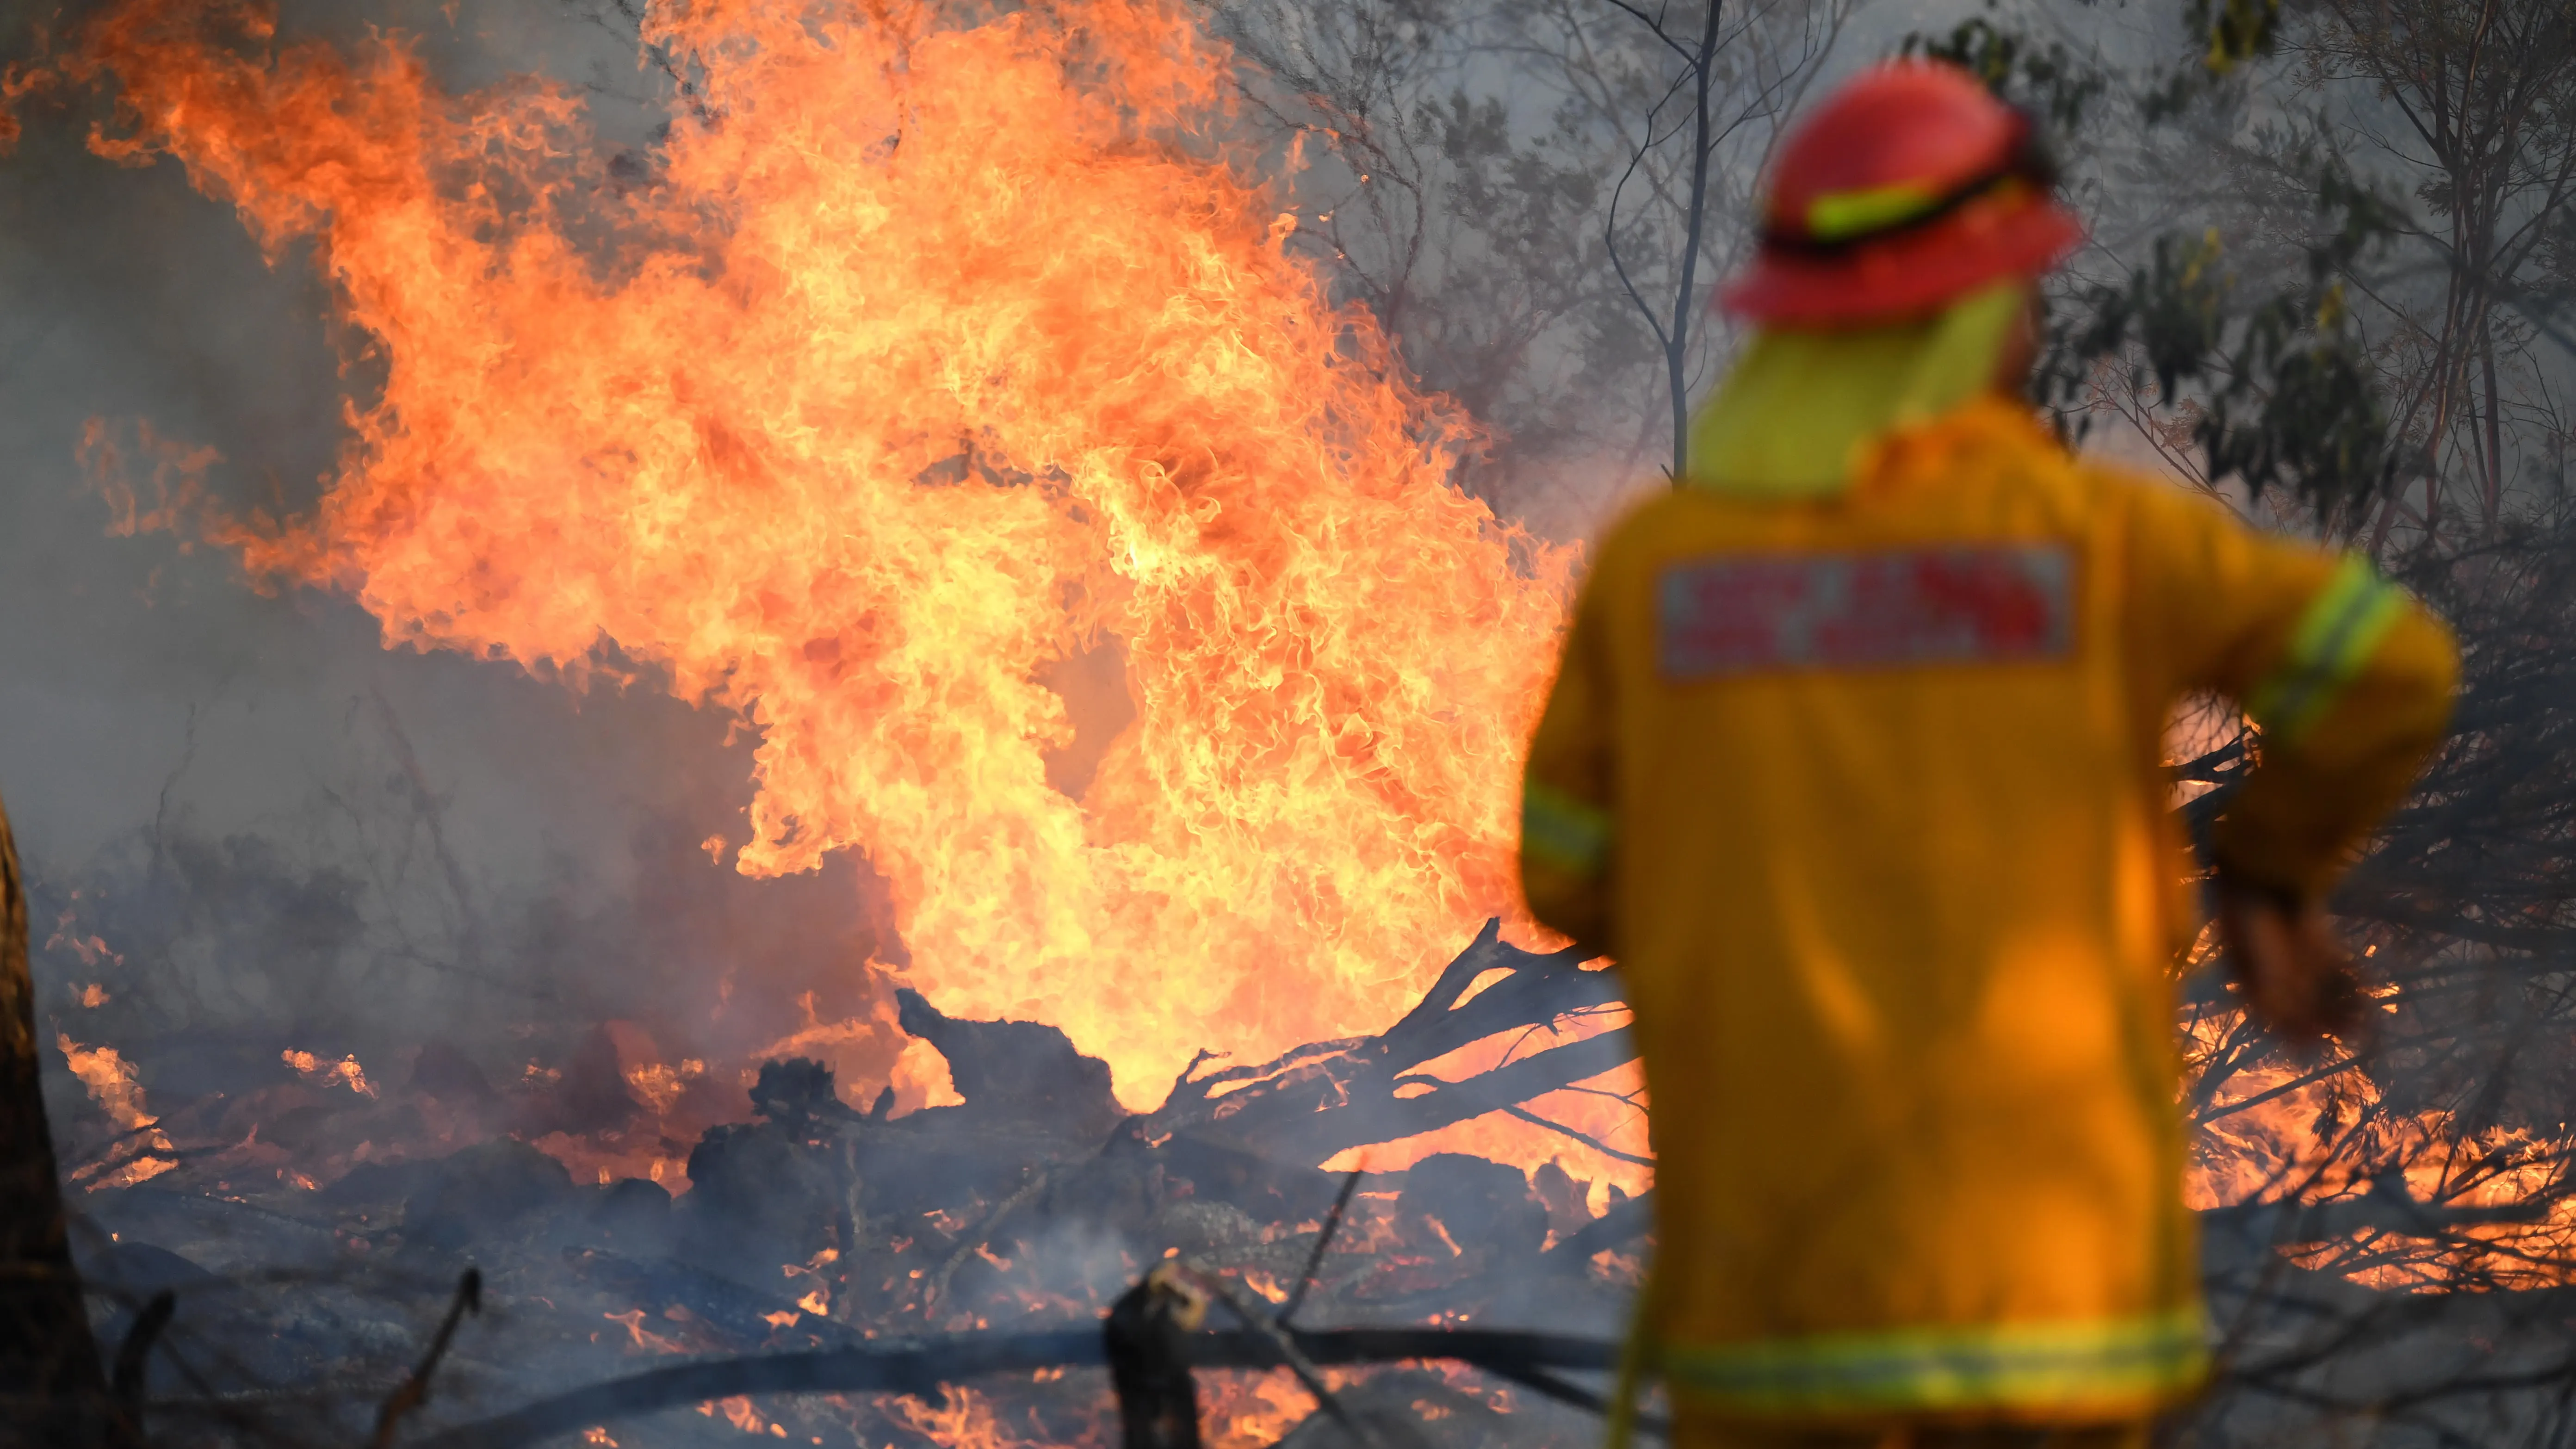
left=2245, top=555, right=2407, bottom=748
left=1522, top=782, right=1614, bottom=877
left=1658, top=1308, right=2210, bottom=1415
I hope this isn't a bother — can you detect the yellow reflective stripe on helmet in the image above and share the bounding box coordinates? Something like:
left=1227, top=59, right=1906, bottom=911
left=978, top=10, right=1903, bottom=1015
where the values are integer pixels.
left=1660, top=1309, right=2209, bottom=1415
left=1522, top=782, right=1613, bottom=877
left=1805, top=182, right=1941, bottom=242
left=2244, top=556, right=2409, bottom=748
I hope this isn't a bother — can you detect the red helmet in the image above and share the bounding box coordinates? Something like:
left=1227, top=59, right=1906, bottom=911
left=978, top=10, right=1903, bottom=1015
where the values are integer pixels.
left=1719, top=60, right=2084, bottom=325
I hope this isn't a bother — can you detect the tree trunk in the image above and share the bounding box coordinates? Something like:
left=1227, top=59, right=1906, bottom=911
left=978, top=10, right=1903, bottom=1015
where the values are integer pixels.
left=0, top=794, right=115, bottom=1446
left=1665, top=1, right=1724, bottom=482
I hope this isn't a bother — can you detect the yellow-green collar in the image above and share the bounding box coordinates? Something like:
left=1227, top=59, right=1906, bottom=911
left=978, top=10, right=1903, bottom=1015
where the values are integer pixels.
left=1684, top=282, right=2028, bottom=500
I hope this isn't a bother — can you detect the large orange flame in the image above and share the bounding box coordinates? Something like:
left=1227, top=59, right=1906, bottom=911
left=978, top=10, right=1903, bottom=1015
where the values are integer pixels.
left=68, top=0, right=1577, bottom=1105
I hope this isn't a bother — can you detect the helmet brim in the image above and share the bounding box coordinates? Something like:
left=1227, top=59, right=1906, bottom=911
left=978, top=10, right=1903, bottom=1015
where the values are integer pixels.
left=1720, top=196, right=2085, bottom=327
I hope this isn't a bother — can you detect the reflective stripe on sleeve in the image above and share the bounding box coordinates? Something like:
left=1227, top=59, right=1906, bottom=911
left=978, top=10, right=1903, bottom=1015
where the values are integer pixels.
left=1659, top=1308, right=2210, bottom=1416
left=1521, top=782, right=1613, bottom=878
left=2244, top=555, right=2409, bottom=749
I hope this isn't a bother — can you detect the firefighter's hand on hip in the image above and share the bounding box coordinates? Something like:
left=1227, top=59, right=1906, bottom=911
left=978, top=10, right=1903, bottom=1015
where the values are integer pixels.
left=2216, top=871, right=2369, bottom=1052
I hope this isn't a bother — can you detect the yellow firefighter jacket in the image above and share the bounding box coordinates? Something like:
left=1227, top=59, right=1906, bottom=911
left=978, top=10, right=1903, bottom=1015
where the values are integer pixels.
left=1520, top=396, right=2456, bottom=1424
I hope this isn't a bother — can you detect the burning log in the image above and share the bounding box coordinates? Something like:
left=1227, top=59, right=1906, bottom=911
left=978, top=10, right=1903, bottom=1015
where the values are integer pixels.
left=1538, top=1192, right=1654, bottom=1276
left=893, top=991, right=1127, bottom=1145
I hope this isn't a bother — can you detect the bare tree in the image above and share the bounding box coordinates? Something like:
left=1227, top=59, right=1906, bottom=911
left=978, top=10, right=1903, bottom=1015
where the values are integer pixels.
left=1597, top=0, right=1727, bottom=480
left=1205, top=0, right=1845, bottom=511
left=1205, top=0, right=1619, bottom=511
left=2297, top=0, right=2576, bottom=536
left=1501, top=0, right=1845, bottom=482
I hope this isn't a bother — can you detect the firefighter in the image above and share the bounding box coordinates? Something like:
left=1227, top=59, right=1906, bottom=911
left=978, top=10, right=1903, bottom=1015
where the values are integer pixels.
left=1518, top=59, right=2457, bottom=1449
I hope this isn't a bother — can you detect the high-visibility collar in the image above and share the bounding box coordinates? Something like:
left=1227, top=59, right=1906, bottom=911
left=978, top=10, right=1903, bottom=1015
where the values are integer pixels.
left=1684, top=281, right=2029, bottom=500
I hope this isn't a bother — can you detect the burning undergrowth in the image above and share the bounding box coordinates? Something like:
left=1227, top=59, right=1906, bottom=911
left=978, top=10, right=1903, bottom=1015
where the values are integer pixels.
left=42, top=906, right=1645, bottom=1448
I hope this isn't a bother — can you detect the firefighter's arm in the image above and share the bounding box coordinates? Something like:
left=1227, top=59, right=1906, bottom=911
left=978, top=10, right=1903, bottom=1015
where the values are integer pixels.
left=1520, top=581, right=1619, bottom=956
left=2218, top=575, right=2453, bottom=1041
left=2211, top=557, right=2456, bottom=900
left=2128, top=481, right=2455, bottom=892
left=2126, top=480, right=2457, bottom=1037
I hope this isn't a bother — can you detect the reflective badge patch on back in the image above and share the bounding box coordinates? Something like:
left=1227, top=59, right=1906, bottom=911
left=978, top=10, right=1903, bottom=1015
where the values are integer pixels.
left=1659, top=544, right=2075, bottom=679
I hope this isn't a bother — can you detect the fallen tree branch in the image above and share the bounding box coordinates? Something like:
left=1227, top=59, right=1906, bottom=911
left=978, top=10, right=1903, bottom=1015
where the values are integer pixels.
left=405, top=1326, right=1636, bottom=1449
left=1274, top=1027, right=1638, bottom=1163
left=1138, top=924, right=1629, bottom=1165
left=1369, top=920, right=1611, bottom=1074
left=1498, top=1103, right=1653, bottom=1168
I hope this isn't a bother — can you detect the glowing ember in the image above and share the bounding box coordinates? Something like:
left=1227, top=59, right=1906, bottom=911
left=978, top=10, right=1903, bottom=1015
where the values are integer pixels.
left=1203, top=1372, right=1327, bottom=1445
left=602, top=1307, right=688, bottom=1356
left=67, top=0, right=1578, bottom=1112
left=701, top=1396, right=778, bottom=1436
left=886, top=1385, right=1020, bottom=1447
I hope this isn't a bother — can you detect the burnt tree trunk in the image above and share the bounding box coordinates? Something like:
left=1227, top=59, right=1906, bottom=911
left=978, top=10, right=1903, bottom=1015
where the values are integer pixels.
left=0, top=794, right=116, bottom=1446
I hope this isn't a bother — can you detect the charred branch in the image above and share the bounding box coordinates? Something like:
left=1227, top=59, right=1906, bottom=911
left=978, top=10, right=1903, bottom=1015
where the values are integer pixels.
left=1276, top=1169, right=1362, bottom=1325
left=368, top=1267, right=481, bottom=1449
left=408, top=1324, right=1638, bottom=1449
left=1135, top=922, right=1630, bottom=1168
